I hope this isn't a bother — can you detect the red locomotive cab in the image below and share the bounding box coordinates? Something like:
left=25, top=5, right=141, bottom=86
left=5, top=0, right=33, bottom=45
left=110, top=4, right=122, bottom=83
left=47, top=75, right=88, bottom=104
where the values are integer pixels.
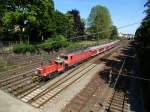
left=36, top=66, right=47, bottom=77
left=54, top=56, right=65, bottom=72
left=36, top=57, right=65, bottom=78
left=36, top=61, right=54, bottom=77
left=60, top=54, right=69, bottom=66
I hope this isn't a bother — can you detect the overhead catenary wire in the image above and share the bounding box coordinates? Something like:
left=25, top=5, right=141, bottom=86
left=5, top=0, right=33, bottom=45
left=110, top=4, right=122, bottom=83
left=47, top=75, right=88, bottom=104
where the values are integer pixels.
left=69, top=18, right=150, bottom=40
left=32, top=19, right=150, bottom=43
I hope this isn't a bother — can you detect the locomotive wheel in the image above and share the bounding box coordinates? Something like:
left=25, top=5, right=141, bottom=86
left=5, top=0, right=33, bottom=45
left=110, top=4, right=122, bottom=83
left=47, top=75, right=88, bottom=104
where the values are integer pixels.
left=64, top=64, right=69, bottom=71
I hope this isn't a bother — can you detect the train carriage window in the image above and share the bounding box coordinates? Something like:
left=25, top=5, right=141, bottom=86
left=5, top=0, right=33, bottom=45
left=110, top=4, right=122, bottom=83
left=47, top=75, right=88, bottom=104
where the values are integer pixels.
left=70, top=56, right=73, bottom=59
left=61, top=56, right=68, bottom=60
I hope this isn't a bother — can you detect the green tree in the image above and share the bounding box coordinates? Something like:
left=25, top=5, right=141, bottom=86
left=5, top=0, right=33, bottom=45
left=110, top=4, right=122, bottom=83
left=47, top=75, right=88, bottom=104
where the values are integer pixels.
left=40, top=35, right=67, bottom=51
left=0, top=0, right=5, bottom=25
left=135, top=1, right=150, bottom=111
left=110, top=25, right=118, bottom=39
left=0, top=0, right=7, bottom=39
left=135, top=0, right=150, bottom=47
left=3, top=0, right=55, bottom=42
left=68, top=9, right=85, bottom=37
left=87, top=5, right=112, bottom=39
left=54, top=10, right=75, bottom=38
left=65, top=13, right=75, bottom=38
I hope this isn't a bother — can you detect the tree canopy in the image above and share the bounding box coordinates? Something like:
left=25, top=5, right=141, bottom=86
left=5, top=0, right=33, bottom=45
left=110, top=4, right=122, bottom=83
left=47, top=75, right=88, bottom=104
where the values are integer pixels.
left=134, top=1, right=150, bottom=111
left=2, top=0, right=55, bottom=42
left=67, top=9, right=85, bottom=37
left=87, top=5, right=112, bottom=39
left=135, top=0, right=150, bottom=48
left=0, top=0, right=86, bottom=42
left=0, top=1, right=120, bottom=53
left=110, top=25, right=118, bottom=39
left=0, top=1, right=119, bottom=42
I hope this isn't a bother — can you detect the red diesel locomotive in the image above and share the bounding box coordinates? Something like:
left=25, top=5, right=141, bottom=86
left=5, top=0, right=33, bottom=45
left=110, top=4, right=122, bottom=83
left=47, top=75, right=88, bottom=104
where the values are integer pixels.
left=36, top=40, right=119, bottom=78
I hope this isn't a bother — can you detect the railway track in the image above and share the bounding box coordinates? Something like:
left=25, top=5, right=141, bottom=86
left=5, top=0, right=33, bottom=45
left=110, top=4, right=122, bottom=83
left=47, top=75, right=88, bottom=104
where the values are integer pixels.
left=102, top=45, right=134, bottom=112
left=20, top=41, right=127, bottom=108
left=0, top=54, right=51, bottom=88
left=0, top=70, right=42, bottom=97
left=63, top=41, right=130, bottom=112
left=0, top=54, right=94, bottom=98
left=0, top=49, right=63, bottom=76
left=0, top=49, right=95, bottom=99
left=0, top=57, right=49, bottom=79
left=105, top=90, right=128, bottom=112
left=0, top=50, right=64, bottom=80
left=0, top=60, right=49, bottom=98
left=0, top=50, right=66, bottom=97
left=63, top=48, right=123, bottom=112
left=31, top=63, right=97, bottom=108
left=20, top=60, right=98, bottom=101
left=0, top=70, right=34, bottom=87
left=63, top=75, right=106, bottom=112
left=19, top=48, right=110, bottom=100
left=0, top=40, right=129, bottom=110
left=0, top=51, right=94, bottom=98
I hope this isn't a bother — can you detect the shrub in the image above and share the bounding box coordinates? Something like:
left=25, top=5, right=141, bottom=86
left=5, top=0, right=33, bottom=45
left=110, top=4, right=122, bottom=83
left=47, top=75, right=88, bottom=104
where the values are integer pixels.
left=13, top=43, right=37, bottom=53
left=53, top=35, right=68, bottom=47
left=39, top=35, right=68, bottom=50
left=39, top=38, right=53, bottom=50
left=67, top=42, right=79, bottom=49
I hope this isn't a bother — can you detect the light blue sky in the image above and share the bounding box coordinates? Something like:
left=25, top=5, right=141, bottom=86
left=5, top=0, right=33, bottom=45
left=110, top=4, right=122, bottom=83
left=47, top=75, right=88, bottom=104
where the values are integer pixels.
left=54, top=0, right=147, bottom=34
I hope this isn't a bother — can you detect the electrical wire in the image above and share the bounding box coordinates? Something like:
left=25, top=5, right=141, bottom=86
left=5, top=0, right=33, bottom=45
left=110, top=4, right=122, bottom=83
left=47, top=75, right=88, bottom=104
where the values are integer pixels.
left=69, top=18, right=150, bottom=40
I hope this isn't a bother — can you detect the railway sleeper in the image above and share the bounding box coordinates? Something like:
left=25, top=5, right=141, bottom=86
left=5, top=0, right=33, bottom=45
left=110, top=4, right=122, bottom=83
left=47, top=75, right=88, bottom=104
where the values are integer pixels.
left=112, top=95, right=126, bottom=100
left=111, top=98, right=125, bottom=103
left=110, top=105, right=126, bottom=112
left=14, top=83, right=39, bottom=96
left=8, top=81, right=33, bottom=92
left=0, top=75, right=30, bottom=86
left=111, top=102, right=124, bottom=108
left=2, top=77, right=32, bottom=89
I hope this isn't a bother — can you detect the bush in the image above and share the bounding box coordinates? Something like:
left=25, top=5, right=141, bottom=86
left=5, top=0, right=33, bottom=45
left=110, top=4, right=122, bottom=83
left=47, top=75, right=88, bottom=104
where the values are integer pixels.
left=13, top=35, right=68, bottom=53
left=39, top=35, right=68, bottom=50
left=39, top=38, right=53, bottom=50
left=53, top=35, right=68, bottom=47
left=67, top=42, right=79, bottom=49
left=13, top=43, right=37, bottom=53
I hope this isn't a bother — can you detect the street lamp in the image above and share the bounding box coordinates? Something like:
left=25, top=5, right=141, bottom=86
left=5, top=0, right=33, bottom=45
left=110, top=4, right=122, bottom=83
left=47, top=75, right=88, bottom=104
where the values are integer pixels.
left=24, top=20, right=30, bottom=44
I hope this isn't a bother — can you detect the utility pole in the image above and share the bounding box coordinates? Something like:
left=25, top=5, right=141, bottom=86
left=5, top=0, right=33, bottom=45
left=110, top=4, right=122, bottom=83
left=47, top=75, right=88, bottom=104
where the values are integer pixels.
left=109, top=69, right=112, bottom=86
